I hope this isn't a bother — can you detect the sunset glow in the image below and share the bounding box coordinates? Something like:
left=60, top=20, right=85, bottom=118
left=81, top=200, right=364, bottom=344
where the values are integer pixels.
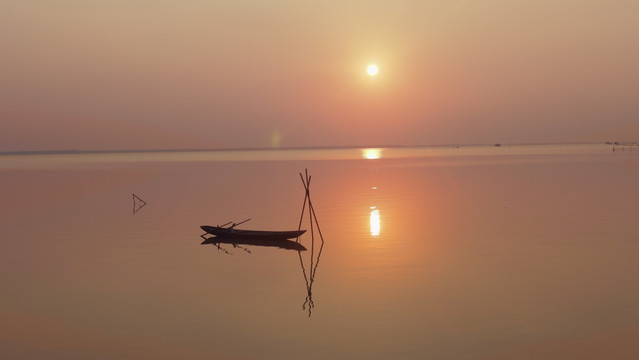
left=1, top=2, right=636, bottom=151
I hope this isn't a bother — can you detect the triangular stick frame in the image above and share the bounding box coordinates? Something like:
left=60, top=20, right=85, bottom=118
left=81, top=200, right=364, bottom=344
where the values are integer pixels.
left=132, top=193, right=147, bottom=215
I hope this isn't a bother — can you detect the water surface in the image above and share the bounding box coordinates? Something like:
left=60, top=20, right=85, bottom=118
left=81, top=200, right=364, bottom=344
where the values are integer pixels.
left=1, top=144, right=638, bottom=359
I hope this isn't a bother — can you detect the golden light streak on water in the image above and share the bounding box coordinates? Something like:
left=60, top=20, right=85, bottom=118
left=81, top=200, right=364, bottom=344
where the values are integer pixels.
left=370, top=207, right=380, bottom=237
left=362, top=148, right=382, bottom=159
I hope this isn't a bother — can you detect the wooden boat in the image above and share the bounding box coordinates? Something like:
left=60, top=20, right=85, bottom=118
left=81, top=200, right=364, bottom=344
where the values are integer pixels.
left=200, top=225, right=306, bottom=240
left=201, top=236, right=307, bottom=251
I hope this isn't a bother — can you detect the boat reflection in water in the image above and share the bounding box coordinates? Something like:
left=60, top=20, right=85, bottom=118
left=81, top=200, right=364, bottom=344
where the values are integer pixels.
left=200, top=229, right=323, bottom=317
left=200, top=236, right=307, bottom=253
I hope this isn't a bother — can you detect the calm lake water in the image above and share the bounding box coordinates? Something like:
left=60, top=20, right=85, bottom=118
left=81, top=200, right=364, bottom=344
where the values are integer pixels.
left=1, top=144, right=638, bottom=359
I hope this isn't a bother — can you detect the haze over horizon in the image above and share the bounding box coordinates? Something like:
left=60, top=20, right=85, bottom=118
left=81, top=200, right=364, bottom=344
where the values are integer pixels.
left=2, top=1, right=638, bottom=151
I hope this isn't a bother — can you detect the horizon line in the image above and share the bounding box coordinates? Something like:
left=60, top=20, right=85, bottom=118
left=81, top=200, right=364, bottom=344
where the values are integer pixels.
left=0, top=141, right=634, bottom=156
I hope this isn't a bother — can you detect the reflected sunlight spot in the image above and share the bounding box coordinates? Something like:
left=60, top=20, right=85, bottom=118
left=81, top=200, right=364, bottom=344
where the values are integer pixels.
left=370, top=209, right=380, bottom=237
left=362, top=148, right=382, bottom=159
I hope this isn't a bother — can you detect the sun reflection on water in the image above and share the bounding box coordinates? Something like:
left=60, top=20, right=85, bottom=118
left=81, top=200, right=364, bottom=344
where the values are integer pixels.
left=362, top=148, right=382, bottom=159
left=370, top=207, right=380, bottom=237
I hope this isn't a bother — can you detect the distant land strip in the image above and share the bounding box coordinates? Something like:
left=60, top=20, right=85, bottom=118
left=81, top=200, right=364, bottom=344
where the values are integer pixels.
left=0, top=142, right=637, bottom=156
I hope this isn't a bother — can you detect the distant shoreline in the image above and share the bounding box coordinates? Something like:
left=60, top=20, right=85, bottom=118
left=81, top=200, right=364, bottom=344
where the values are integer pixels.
left=0, top=142, right=636, bottom=156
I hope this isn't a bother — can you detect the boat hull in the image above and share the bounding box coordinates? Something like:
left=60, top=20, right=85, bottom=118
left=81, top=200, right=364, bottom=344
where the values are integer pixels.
left=200, top=225, right=306, bottom=240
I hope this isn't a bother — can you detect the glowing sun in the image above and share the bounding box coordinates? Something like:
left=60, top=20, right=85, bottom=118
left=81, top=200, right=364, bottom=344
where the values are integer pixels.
left=367, top=64, right=378, bottom=76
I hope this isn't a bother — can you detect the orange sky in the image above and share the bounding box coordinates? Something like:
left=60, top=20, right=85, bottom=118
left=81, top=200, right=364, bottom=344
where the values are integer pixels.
left=1, top=0, right=638, bottom=151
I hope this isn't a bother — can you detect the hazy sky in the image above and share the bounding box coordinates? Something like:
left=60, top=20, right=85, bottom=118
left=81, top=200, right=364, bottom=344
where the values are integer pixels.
left=1, top=0, right=637, bottom=150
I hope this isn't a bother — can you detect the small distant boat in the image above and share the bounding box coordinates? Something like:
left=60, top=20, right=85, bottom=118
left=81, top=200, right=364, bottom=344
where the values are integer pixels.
left=201, top=225, right=306, bottom=240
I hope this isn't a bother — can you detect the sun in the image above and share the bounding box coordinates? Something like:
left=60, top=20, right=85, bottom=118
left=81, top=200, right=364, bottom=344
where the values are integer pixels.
left=367, top=64, right=378, bottom=76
